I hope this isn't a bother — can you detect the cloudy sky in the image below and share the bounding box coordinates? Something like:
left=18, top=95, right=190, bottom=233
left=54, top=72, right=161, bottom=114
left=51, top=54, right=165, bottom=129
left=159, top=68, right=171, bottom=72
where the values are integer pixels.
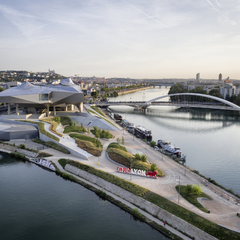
left=0, top=0, right=240, bottom=79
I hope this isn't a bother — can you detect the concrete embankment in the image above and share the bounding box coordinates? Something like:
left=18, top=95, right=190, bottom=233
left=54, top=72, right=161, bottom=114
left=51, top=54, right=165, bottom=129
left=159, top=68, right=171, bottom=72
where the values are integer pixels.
left=65, top=164, right=217, bottom=240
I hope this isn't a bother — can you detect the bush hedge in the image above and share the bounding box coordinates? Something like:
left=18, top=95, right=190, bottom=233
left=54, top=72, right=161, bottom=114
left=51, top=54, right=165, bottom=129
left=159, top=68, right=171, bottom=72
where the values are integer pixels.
left=32, top=139, right=70, bottom=154
left=75, top=139, right=102, bottom=156
left=90, top=106, right=105, bottom=116
left=107, top=142, right=127, bottom=152
left=91, top=126, right=113, bottom=139
left=65, top=159, right=149, bottom=196
left=64, top=125, right=86, bottom=134
left=69, top=133, right=102, bottom=148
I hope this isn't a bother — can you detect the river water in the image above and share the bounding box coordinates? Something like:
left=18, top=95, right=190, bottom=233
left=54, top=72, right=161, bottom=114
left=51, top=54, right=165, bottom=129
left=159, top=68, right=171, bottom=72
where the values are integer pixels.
left=0, top=153, right=168, bottom=240
left=109, top=87, right=240, bottom=195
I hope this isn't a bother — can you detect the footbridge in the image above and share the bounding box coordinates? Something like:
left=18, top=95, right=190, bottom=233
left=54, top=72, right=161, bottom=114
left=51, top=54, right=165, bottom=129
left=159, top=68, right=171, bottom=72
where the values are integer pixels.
left=96, top=93, right=240, bottom=112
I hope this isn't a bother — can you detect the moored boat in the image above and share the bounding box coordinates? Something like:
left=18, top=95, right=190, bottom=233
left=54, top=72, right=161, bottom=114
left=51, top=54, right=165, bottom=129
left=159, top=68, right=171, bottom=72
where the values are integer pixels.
left=134, top=125, right=152, bottom=142
left=157, top=139, right=181, bottom=156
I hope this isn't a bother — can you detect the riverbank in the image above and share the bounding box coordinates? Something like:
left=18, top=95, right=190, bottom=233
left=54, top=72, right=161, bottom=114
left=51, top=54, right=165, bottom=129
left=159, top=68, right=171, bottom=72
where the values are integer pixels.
left=117, top=86, right=152, bottom=96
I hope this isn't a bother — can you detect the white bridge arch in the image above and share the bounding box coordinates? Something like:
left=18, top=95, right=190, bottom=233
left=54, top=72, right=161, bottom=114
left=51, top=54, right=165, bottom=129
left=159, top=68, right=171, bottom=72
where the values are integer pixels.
left=144, top=93, right=240, bottom=110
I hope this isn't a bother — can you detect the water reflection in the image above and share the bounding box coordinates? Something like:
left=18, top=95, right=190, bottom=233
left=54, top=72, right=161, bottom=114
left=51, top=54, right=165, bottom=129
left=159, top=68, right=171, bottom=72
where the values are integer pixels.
left=109, top=106, right=239, bottom=134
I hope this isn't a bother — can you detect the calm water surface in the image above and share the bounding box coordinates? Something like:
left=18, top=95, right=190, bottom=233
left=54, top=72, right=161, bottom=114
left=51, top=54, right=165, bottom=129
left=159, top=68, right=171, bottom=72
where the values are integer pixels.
left=109, top=88, right=240, bottom=195
left=0, top=153, right=168, bottom=240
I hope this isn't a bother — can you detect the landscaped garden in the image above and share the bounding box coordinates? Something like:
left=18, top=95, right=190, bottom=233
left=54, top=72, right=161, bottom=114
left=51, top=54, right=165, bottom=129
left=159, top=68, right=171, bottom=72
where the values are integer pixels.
left=91, top=126, right=113, bottom=139
left=106, top=142, right=164, bottom=177
left=175, top=184, right=212, bottom=213
left=69, top=133, right=102, bottom=156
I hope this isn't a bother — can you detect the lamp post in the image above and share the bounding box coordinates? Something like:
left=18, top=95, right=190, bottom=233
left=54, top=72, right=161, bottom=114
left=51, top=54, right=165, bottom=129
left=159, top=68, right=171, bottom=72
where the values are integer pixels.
left=184, top=155, right=187, bottom=176
left=130, top=162, right=132, bottom=181
left=178, top=175, right=181, bottom=203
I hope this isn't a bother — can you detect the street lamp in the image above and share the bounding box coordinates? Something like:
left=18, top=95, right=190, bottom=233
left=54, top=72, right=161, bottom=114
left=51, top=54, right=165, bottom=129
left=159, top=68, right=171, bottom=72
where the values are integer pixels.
left=178, top=175, right=181, bottom=203
left=184, top=155, right=187, bottom=176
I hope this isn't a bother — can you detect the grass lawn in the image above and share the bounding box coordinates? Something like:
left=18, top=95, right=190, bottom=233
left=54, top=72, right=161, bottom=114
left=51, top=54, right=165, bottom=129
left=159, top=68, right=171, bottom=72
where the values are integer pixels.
left=59, top=116, right=72, bottom=126
left=90, top=106, right=105, bottom=116
left=87, top=109, right=119, bottom=129
left=175, top=185, right=212, bottom=213
left=63, top=125, right=86, bottom=133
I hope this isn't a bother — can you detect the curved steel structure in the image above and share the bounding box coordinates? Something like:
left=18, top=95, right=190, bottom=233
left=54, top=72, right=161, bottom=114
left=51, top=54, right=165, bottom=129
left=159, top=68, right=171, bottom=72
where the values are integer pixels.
left=144, top=93, right=240, bottom=110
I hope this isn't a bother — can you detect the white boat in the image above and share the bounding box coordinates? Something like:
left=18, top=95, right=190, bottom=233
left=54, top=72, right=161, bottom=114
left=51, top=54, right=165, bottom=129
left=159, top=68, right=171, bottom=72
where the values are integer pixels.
left=157, top=140, right=181, bottom=156
left=30, top=158, right=56, bottom=171
left=134, top=125, right=152, bottom=142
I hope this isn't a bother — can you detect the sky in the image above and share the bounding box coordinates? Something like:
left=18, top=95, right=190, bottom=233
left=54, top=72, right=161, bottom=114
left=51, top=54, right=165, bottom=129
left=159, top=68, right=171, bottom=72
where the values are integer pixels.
left=0, top=0, right=240, bottom=79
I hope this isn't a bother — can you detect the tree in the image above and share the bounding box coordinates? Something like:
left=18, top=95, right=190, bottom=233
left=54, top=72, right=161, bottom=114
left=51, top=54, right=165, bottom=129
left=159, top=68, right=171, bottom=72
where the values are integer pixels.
left=95, top=131, right=100, bottom=139
left=140, top=154, right=147, bottom=162
left=234, top=94, right=240, bottom=106
left=117, top=137, right=121, bottom=144
left=186, top=184, right=203, bottom=195
left=121, top=136, right=125, bottom=145
left=91, top=91, right=99, bottom=99
left=151, top=163, right=157, bottom=172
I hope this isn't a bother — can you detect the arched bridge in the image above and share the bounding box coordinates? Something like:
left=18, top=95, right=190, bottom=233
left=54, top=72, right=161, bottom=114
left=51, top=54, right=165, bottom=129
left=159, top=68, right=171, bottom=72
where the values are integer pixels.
left=142, top=93, right=240, bottom=111
left=96, top=93, right=240, bottom=112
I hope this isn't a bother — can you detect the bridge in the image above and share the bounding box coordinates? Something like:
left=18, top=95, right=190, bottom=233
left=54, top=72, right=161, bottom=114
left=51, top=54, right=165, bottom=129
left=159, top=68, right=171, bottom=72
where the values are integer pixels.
left=95, top=93, right=240, bottom=112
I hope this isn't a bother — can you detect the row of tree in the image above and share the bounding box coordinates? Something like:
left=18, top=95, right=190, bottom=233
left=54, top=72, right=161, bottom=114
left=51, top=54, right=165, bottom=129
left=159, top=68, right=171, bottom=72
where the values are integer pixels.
left=168, top=83, right=240, bottom=106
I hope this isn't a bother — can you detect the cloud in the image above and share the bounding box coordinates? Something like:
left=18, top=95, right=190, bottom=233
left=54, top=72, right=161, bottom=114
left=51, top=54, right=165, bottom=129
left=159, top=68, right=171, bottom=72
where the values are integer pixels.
left=13, top=23, right=50, bottom=39
left=205, top=0, right=236, bottom=24
left=121, top=0, right=166, bottom=27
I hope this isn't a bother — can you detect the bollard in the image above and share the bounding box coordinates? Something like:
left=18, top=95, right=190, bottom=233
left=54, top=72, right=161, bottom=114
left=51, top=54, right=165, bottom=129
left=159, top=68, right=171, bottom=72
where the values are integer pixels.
left=237, top=213, right=239, bottom=216
left=208, top=209, right=210, bottom=213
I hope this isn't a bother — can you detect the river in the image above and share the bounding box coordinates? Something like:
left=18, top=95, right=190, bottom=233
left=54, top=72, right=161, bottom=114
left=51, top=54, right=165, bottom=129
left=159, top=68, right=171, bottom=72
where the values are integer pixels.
left=108, top=87, right=240, bottom=195
left=0, top=153, right=168, bottom=240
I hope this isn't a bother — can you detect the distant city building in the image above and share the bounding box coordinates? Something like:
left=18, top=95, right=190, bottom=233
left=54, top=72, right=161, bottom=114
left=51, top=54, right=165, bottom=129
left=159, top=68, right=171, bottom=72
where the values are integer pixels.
left=220, top=82, right=236, bottom=99
left=219, top=73, right=222, bottom=82
left=196, top=73, right=200, bottom=81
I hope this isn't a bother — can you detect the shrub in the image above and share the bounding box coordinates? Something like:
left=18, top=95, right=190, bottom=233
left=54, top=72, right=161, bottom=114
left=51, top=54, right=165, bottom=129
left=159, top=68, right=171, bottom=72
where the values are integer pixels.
left=19, top=144, right=25, bottom=149
left=121, top=136, right=125, bottom=145
left=75, top=139, right=102, bottom=156
left=186, top=184, right=203, bottom=195
left=150, top=141, right=156, bottom=148
left=134, top=153, right=147, bottom=162
left=63, top=125, right=86, bottom=134
left=70, top=133, right=103, bottom=148
left=53, top=116, right=61, bottom=124
left=107, top=142, right=127, bottom=152
left=91, top=126, right=113, bottom=139
left=151, top=163, right=157, bottom=172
